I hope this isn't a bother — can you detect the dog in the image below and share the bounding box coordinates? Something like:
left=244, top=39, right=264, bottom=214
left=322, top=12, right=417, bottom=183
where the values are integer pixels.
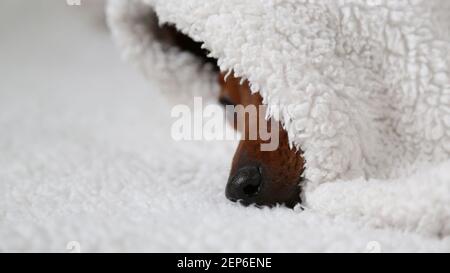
left=156, top=24, right=305, bottom=207
left=218, top=73, right=305, bottom=208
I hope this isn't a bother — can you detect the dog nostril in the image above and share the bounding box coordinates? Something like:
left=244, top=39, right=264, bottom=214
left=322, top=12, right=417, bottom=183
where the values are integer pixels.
left=226, top=166, right=262, bottom=202
left=242, top=173, right=261, bottom=196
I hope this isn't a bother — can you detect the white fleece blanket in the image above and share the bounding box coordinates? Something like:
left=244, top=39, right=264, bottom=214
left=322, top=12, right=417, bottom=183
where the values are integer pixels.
left=108, top=0, right=450, bottom=238
left=1, top=0, right=450, bottom=253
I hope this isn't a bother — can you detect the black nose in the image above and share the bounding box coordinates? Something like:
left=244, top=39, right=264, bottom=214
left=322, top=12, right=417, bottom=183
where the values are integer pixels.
left=226, top=166, right=262, bottom=203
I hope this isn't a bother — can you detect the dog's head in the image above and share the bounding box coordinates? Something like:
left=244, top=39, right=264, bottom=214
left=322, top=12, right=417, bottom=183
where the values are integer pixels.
left=149, top=25, right=305, bottom=207
left=218, top=72, right=305, bottom=208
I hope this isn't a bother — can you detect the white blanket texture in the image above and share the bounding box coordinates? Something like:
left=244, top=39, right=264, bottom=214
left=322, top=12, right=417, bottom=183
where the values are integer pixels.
left=0, top=0, right=449, bottom=252
left=108, top=0, right=450, bottom=238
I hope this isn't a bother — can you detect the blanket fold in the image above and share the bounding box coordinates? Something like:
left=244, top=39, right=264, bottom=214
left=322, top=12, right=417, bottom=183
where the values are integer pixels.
left=107, top=0, right=450, bottom=237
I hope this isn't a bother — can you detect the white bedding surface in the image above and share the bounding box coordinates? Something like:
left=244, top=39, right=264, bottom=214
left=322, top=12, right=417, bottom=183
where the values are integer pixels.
left=0, top=0, right=448, bottom=252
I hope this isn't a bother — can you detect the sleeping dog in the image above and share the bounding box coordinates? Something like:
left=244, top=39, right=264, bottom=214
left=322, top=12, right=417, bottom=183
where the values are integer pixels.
left=157, top=24, right=305, bottom=207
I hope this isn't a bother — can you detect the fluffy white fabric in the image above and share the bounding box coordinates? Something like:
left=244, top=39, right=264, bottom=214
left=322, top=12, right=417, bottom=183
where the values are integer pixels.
left=1, top=0, right=449, bottom=252
left=108, top=0, right=450, bottom=238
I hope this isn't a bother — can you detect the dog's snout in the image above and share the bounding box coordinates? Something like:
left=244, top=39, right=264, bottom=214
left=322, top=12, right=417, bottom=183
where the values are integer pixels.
left=226, top=166, right=262, bottom=202
left=219, top=73, right=304, bottom=208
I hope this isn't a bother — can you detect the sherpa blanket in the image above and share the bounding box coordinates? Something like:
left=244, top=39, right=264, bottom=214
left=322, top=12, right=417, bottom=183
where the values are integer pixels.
left=2, top=0, right=450, bottom=253
left=108, top=0, right=450, bottom=237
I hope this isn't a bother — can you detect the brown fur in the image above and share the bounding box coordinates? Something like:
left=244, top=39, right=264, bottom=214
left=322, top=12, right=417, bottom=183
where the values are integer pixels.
left=219, top=73, right=305, bottom=207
